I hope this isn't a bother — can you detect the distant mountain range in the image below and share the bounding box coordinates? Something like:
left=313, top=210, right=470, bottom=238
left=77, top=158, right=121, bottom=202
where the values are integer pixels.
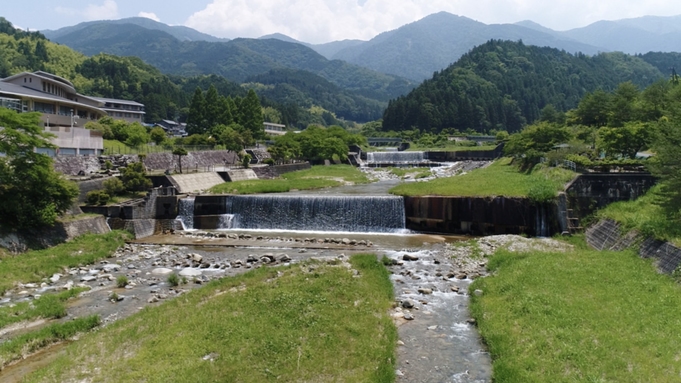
left=44, top=12, right=681, bottom=83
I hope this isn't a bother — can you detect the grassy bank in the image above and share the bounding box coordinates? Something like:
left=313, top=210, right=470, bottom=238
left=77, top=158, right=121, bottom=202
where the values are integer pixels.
left=27, top=254, right=397, bottom=382
left=0, top=316, right=100, bottom=368
left=470, top=239, right=681, bottom=382
left=596, top=184, right=681, bottom=246
left=0, top=288, right=88, bottom=329
left=390, top=158, right=575, bottom=197
left=210, top=165, right=370, bottom=194
left=0, top=231, right=129, bottom=295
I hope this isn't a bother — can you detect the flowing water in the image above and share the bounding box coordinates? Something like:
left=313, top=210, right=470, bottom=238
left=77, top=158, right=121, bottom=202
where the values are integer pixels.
left=367, top=151, right=427, bottom=164
left=176, top=197, right=195, bottom=231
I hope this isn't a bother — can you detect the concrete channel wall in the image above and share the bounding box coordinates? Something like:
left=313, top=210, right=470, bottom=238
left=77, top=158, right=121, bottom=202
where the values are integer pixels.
left=566, top=173, right=657, bottom=218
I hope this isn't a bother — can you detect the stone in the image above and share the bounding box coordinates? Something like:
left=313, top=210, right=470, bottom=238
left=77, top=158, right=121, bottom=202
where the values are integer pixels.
left=151, top=268, right=174, bottom=275
left=402, top=254, right=419, bottom=261
left=278, top=254, right=291, bottom=262
left=473, top=289, right=483, bottom=297
left=403, top=313, right=415, bottom=321
left=102, top=264, right=121, bottom=272
left=191, top=254, right=204, bottom=263
left=427, top=325, right=438, bottom=330
left=246, top=255, right=258, bottom=263
left=49, top=274, right=61, bottom=283
left=179, top=268, right=202, bottom=277
left=80, top=276, right=97, bottom=282
left=467, top=318, right=477, bottom=325
left=418, top=288, right=433, bottom=295
left=147, top=296, right=160, bottom=303
left=450, top=286, right=460, bottom=293
left=401, top=299, right=415, bottom=309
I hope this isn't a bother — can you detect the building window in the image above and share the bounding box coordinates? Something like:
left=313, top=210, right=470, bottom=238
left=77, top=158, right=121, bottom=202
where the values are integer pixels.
left=59, top=106, right=71, bottom=116
left=34, top=102, right=55, bottom=114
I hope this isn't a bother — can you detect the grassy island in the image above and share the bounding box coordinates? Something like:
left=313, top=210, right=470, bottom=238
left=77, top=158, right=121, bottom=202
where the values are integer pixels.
left=390, top=158, right=576, bottom=198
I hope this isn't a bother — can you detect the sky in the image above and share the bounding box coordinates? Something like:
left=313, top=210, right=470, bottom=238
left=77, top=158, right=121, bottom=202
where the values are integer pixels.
left=4, top=0, right=681, bottom=44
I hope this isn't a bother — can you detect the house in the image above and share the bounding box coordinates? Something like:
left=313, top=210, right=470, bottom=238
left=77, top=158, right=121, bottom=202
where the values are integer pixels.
left=155, top=120, right=187, bottom=137
left=0, top=71, right=146, bottom=156
left=264, top=122, right=286, bottom=136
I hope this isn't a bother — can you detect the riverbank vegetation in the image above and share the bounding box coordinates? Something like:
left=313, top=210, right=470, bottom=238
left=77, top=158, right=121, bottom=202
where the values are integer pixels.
left=0, top=231, right=129, bottom=295
left=25, top=255, right=397, bottom=382
left=210, top=164, right=369, bottom=194
left=390, top=158, right=575, bottom=198
left=470, top=237, right=681, bottom=382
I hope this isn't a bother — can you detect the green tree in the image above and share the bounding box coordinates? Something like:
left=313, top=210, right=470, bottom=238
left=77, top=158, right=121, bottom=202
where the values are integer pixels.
left=648, top=120, right=681, bottom=220
left=186, top=87, right=206, bottom=135
left=172, top=147, right=188, bottom=174
left=120, top=161, right=152, bottom=191
left=239, top=89, right=265, bottom=140
left=597, top=123, right=653, bottom=159
left=204, top=85, right=221, bottom=129
left=124, top=123, right=150, bottom=147
left=0, top=108, right=78, bottom=229
left=150, top=126, right=167, bottom=145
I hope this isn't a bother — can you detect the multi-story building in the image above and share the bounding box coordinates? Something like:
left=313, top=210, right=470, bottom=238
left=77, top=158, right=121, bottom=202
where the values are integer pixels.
left=264, top=122, right=286, bottom=136
left=0, top=71, right=145, bottom=156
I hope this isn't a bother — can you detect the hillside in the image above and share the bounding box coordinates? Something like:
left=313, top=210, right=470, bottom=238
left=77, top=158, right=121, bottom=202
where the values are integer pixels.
left=43, top=17, right=227, bottom=43
left=331, top=12, right=603, bottom=81
left=382, top=40, right=664, bottom=134
left=49, top=22, right=414, bottom=103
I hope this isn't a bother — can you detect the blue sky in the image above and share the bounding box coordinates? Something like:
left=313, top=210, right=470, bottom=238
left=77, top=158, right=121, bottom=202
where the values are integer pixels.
left=5, top=0, right=681, bottom=44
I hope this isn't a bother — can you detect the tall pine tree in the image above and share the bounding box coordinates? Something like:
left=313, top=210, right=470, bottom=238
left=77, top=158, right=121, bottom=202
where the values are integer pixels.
left=239, top=89, right=265, bottom=140
left=186, top=87, right=206, bottom=135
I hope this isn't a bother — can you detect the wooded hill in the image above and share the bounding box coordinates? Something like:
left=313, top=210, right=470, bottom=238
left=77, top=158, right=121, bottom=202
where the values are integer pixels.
left=381, top=40, right=667, bottom=134
left=0, top=18, right=385, bottom=126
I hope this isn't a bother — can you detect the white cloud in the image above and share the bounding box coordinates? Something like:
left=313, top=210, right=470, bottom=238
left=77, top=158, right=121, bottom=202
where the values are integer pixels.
left=138, top=11, right=161, bottom=22
left=184, top=0, right=681, bottom=44
left=56, top=0, right=119, bottom=21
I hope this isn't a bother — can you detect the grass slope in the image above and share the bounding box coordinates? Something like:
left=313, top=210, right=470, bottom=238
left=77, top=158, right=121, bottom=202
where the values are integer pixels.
left=0, top=231, right=129, bottom=295
left=27, top=255, right=397, bottom=382
left=470, top=240, right=681, bottom=382
left=390, top=158, right=575, bottom=197
left=596, top=184, right=681, bottom=246
left=210, top=165, right=370, bottom=194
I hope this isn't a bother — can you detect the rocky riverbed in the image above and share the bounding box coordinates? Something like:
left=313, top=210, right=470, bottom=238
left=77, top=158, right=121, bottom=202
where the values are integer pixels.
left=0, top=232, right=570, bottom=382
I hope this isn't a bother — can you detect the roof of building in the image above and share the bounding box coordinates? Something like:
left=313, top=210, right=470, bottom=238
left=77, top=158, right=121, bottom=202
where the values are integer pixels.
left=90, top=96, right=145, bottom=107
left=0, top=82, right=106, bottom=114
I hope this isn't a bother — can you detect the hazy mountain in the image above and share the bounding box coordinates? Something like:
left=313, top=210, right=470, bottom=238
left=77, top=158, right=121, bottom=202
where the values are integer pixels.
left=258, top=33, right=301, bottom=44
left=562, top=16, right=681, bottom=54
left=43, top=17, right=227, bottom=43
left=311, top=39, right=366, bottom=59
left=330, top=12, right=604, bottom=81
left=50, top=22, right=414, bottom=104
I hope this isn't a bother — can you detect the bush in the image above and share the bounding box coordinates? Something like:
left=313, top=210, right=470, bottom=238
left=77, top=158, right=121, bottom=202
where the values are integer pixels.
left=116, top=275, right=129, bottom=288
left=242, top=154, right=252, bottom=168
left=103, top=177, right=125, bottom=196
left=167, top=273, right=179, bottom=287
left=263, top=158, right=275, bottom=166
left=86, top=190, right=110, bottom=205
left=104, top=160, right=113, bottom=170
left=565, top=154, right=592, bottom=167
left=120, top=161, right=152, bottom=192
left=527, top=179, right=556, bottom=204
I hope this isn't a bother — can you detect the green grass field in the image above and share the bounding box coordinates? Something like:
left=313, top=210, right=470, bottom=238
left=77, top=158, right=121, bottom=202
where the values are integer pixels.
left=470, top=238, right=681, bottom=382
left=390, top=158, right=575, bottom=197
left=26, top=255, right=397, bottom=383
left=210, top=165, right=370, bottom=194
left=0, top=231, right=129, bottom=295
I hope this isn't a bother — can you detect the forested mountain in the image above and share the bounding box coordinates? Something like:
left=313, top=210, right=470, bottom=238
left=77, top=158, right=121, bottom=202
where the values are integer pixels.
left=0, top=18, right=375, bottom=126
left=43, top=17, right=226, bottom=43
left=48, top=22, right=414, bottom=104
left=244, top=69, right=384, bottom=122
left=330, top=12, right=603, bottom=81
left=382, top=40, right=665, bottom=134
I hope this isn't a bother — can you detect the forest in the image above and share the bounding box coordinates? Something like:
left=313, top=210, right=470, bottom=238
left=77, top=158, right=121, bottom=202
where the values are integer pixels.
left=381, top=40, right=671, bottom=134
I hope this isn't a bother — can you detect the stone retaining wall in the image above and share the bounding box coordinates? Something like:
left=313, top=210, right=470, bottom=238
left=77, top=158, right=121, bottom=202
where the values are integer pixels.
left=586, top=219, right=681, bottom=274
left=0, top=216, right=111, bottom=253
left=252, top=163, right=311, bottom=179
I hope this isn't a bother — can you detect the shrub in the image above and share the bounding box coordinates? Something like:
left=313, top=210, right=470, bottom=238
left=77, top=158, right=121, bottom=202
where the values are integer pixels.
left=263, top=158, right=275, bottom=166
left=103, top=177, right=125, bottom=196
left=104, top=160, right=113, bottom=170
left=242, top=154, right=252, bottom=168
left=86, top=190, right=110, bottom=205
left=167, top=273, right=179, bottom=287
left=116, top=275, right=128, bottom=288
left=527, top=179, right=556, bottom=204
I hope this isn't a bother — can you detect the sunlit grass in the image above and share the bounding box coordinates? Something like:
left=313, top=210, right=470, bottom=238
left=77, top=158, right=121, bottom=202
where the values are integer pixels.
left=210, top=165, right=370, bottom=194
left=27, top=255, right=397, bottom=383
left=390, top=158, right=575, bottom=197
left=470, top=242, right=681, bottom=382
left=0, top=231, right=129, bottom=295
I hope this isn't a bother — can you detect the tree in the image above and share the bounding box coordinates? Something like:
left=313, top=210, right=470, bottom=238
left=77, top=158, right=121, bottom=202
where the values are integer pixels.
left=0, top=108, right=78, bottom=229
left=150, top=126, right=167, bottom=145
left=239, top=89, right=265, bottom=140
left=186, top=87, right=206, bottom=135
left=124, top=123, right=150, bottom=148
left=120, top=161, right=152, bottom=191
left=204, top=85, right=221, bottom=129
left=172, top=147, right=188, bottom=174
left=648, top=120, right=681, bottom=220
left=597, top=123, right=652, bottom=159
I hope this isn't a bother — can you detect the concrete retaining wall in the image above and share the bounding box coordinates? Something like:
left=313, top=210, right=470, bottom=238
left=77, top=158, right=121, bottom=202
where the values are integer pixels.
left=566, top=173, right=657, bottom=218
left=586, top=219, right=681, bottom=274
left=426, top=144, right=504, bottom=162
left=0, top=216, right=111, bottom=253
left=404, top=196, right=559, bottom=236
left=252, top=163, right=311, bottom=179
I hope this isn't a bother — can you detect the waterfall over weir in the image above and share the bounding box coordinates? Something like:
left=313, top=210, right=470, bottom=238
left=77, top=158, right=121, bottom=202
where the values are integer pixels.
left=176, top=197, right=195, bottom=231
left=367, top=151, right=425, bottom=164
left=225, top=195, right=406, bottom=233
